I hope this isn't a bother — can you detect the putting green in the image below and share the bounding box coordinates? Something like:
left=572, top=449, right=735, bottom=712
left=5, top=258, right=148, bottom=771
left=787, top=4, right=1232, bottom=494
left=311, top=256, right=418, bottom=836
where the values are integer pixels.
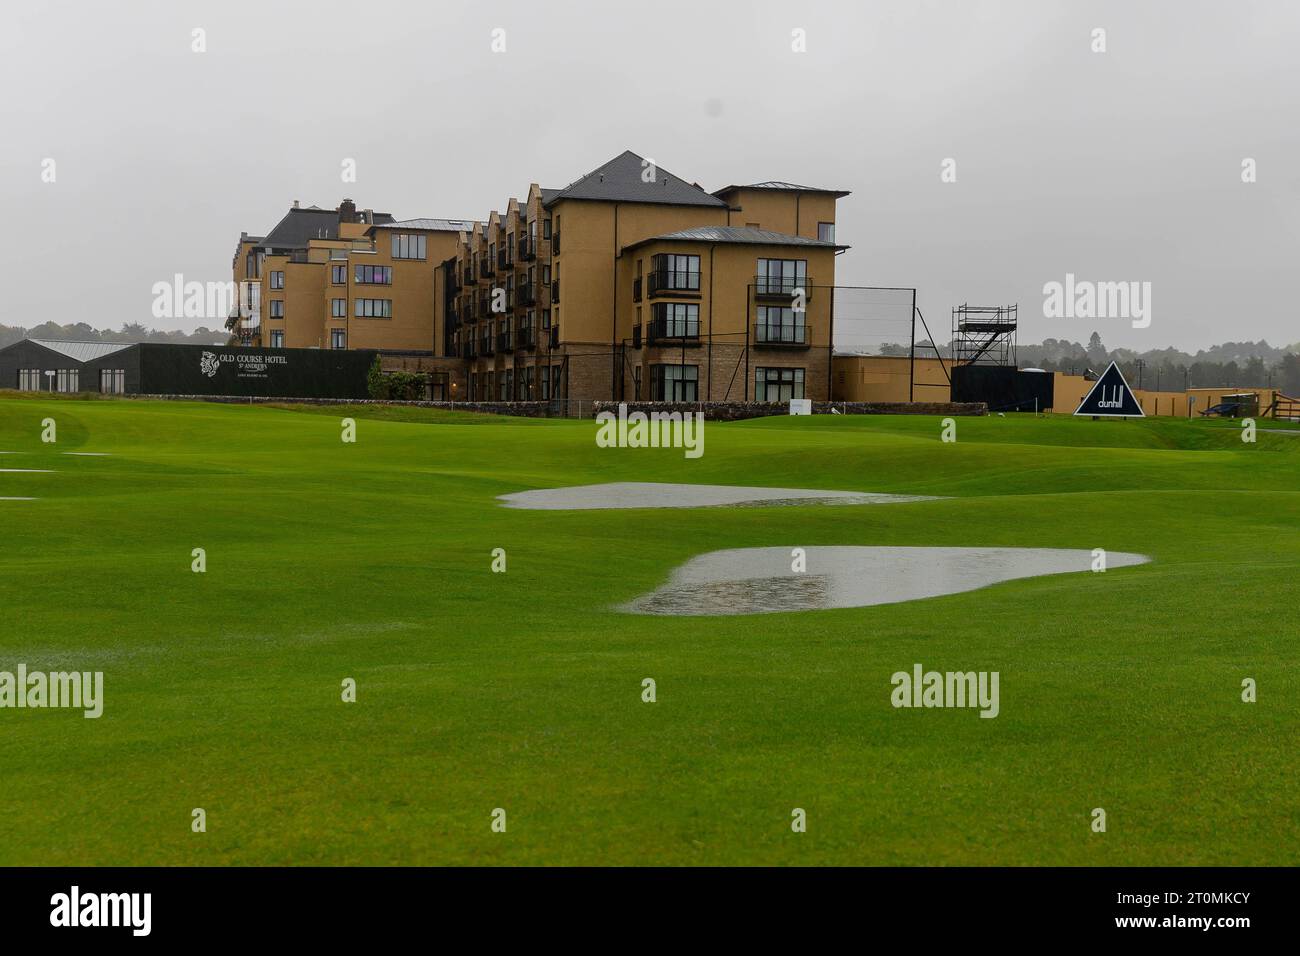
left=0, top=395, right=1297, bottom=866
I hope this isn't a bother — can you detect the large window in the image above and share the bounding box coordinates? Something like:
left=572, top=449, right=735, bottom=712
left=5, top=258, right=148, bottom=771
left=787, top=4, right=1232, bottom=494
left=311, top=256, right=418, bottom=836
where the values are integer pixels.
left=756, top=306, right=807, bottom=343
left=331, top=264, right=347, bottom=285
left=270, top=270, right=285, bottom=290
left=331, top=298, right=346, bottom=318
left=270, top=330, right=284, bottom=347
left=650, top=253, right=701, bottom=292
left=18, top=369, right=41, bottom=391
left=651, top=364, right=698, bottom=402
left=354, top=264, right=392, bottom=285
left=331, top=329, right=346, bottom=349
left=354, top=298, right=392, bottom=318
left=99, top=368, right=124, bottom=394
left=56, top=369, right=79, bottom=393
left=391, top=233, right=427, bottom=260
left=817, top=222, right=835, bottom=243
left=269, top=299, right=284, bottom=318
left=756, top=258, right=808, bottom=295
left=755, top=366, right=805, bottom=402
left=651, top=302, right=699, bottom=339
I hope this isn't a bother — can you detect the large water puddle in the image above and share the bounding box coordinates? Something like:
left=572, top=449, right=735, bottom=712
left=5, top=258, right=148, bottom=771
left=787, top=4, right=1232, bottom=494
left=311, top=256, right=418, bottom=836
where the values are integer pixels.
left=499, top=482, right=937, bottom=510
left=621, top=546, right=1150, bottom=615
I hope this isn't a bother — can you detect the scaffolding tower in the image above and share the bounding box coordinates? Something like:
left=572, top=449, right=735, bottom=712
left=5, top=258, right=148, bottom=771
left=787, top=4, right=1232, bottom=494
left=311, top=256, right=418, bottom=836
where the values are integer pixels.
left=951, top=303, right=1017, bottom=366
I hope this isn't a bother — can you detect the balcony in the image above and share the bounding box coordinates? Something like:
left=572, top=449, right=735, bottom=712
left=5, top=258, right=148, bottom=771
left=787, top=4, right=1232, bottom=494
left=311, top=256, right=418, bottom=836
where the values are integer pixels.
left=497, top=249, right=508, bottom=270
left=516, top=325, right=536, bottom=350
left=480, top=338, right=495, bottom=357
left=551, top=279, right=559, bottom=302
left=754, top=275, right=813, bottom=300
left=462, top=341, right=476, bottom=359
left=519, top=236, right=535, bottom=261
left=463, top=268, right=474, bottom=286
left=754, top=323, right=812, bottom=348
left=647, top=318, right=701, bottom=344
left=516, top=285, right=536, bottom=307
left=632, top=277, right=642, bottom=302
left=497, top=331, right=514, bottom=353
left=480, top=260, right=495, bottom=278
left=647, top=270, right=701, bottom=297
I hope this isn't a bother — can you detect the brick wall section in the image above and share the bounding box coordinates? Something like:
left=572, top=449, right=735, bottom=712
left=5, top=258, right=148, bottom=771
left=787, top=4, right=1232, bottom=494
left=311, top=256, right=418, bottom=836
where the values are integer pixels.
left=592, top=400, right=987, bottom=420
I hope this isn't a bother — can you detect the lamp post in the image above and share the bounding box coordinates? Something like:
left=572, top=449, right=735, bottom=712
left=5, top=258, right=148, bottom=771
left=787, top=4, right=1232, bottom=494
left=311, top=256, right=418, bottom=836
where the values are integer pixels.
left=1135, top=358, right=1146, bottom=390
left=44, top=370, right=56, bottom=393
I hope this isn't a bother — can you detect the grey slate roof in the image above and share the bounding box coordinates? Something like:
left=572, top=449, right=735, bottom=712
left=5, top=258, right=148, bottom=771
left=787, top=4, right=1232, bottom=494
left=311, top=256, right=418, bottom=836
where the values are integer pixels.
left=544, top=151, right=726, bottom=209
left=713, top=180, right=851, bottom=198
left=259, top=207, right=396, bottom=249
left=369, top=218, right=479, bottom=232
left=29, top=339, right=135, bottom=362
left=631, top=225, right=842, bottom=249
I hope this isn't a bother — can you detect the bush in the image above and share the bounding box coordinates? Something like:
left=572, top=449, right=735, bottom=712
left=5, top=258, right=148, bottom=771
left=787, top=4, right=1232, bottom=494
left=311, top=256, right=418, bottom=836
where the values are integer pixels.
left=367, top=357, right=429, bottom=400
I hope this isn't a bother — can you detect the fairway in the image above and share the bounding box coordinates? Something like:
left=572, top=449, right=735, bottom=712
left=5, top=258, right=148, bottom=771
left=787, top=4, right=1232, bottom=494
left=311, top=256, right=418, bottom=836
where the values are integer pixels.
left=1, top=396, right=1298, bottom=866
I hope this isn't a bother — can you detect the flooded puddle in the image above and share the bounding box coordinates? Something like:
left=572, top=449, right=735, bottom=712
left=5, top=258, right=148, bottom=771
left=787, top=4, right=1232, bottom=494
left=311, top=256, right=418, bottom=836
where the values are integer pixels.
left=499, top=482, right=937, bottom=510
left=621, top=546, right=1150, bottom=615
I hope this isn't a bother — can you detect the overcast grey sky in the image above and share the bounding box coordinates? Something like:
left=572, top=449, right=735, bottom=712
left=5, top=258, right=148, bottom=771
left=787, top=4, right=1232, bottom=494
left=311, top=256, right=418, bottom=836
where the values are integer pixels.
left=3, top=0, right=1296, bottom=351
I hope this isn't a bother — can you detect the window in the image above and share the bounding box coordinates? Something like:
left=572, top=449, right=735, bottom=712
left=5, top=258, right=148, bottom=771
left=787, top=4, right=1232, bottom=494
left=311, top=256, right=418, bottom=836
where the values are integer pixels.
left=756, top=258, right=808, bottom=294
left=551, top=364, right=562, bottom=398
left=755, top=367, right=805, bottom=402
left=56, top=369, right=79, bottom=393
left=269, top=330, right=285, bottom=347
left=331, top=329, right=346, bottom=349
left=651, top=364, right=698, bottom=402
left=354, top=298, right=392, bottom=318
left=756, top=306, right=806, bottom=343
left=817, top=222, right=835, bottom=243
left=270, top=271, right=285, bottom=290
left=99, top=369, right=125, bottom=394
left=269, top=300, right=284, bottom=318
left=18, top=369, right=41, bottom=391
left=544, top=217, right=552, bottom=239
left=331, top=298, right=346, bottom=318
left=331, top=264, right=347, bottom=285
left=540, top=365, right=550, bottom=399
left=651, top=253, right=701, bottom=292
left=542, top=264, right=551, bottom=284
left=391, top=233, right=427, bottom=260
left=354, top=264, right=392, bottom=285
left=541, top=309, right=551, bottom=328
left=651, top=302, right=699, bottom=338
left=633, top=365, right=642, bottom=400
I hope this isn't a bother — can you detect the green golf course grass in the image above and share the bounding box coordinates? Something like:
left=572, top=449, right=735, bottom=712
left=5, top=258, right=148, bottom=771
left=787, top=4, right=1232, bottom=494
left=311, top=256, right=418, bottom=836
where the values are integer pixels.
left=1, top=394, right=1297, bottom=866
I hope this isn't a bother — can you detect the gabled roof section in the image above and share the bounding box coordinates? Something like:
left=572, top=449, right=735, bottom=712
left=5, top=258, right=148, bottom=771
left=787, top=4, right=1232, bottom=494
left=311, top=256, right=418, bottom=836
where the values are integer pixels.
left=259, top=206, right=396, bottom=249
left=713, top=181, right=851, bottom=199
left=28, top=339, right=135, bottom=362
left=544, top=151, right=727, bottom=209
left=627, top=225, right=846, bottom=250
left=367, top=218, right=478, bottom=233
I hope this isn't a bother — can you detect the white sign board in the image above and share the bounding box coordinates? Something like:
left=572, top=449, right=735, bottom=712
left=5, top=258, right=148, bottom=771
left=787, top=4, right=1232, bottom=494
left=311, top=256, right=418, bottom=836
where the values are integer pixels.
left=789, top=399, right=812, bottom=416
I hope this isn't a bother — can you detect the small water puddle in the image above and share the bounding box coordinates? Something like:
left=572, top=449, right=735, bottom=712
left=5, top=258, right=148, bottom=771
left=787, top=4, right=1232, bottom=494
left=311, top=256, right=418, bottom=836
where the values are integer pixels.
left=621, top=546, right=1150, bottom=615
left=500, top=482, right=937, bottom=510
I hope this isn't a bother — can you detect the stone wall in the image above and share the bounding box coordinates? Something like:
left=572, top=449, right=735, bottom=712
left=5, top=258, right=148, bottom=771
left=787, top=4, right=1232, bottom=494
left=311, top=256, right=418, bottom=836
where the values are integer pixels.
left=590, top=400, right=987, bottom=420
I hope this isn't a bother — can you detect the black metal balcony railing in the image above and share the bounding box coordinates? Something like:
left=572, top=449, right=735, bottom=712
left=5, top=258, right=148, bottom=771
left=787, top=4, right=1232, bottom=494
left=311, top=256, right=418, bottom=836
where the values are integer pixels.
left=464, top=268, right=474, bottom=286
left=480, top=338, right=495, bottom=356
left=498, top=250, right=508, bottom=270
left=754, top=323, right=812, bottom=347
left=648, top=318, right=700, bottom=343
left=481, top=260, right=494, bottom=278
left=462, top=341, right=475, bottom=359
left=497, top=331, right=514, bottom=353
left=647, top=270, right=701, bottom=296
left=516, top=285, right=536, bottom=307
left=754, top=275, right=813, bottom=298
left=516, top=325, right=536, bottom=350
left=551, top=279, right=559, bottom=302
left=632, top=277, right=642, bottom=302
left=519, top=236, right=535, bottom=261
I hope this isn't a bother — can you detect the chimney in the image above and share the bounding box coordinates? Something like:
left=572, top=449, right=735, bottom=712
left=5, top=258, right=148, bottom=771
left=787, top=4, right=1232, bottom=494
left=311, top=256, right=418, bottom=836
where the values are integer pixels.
left=292, top=199, right=300, bottom=209
left=363, top=208, right=374, bottom=224
left=339, top=198, right=357, bottom=223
